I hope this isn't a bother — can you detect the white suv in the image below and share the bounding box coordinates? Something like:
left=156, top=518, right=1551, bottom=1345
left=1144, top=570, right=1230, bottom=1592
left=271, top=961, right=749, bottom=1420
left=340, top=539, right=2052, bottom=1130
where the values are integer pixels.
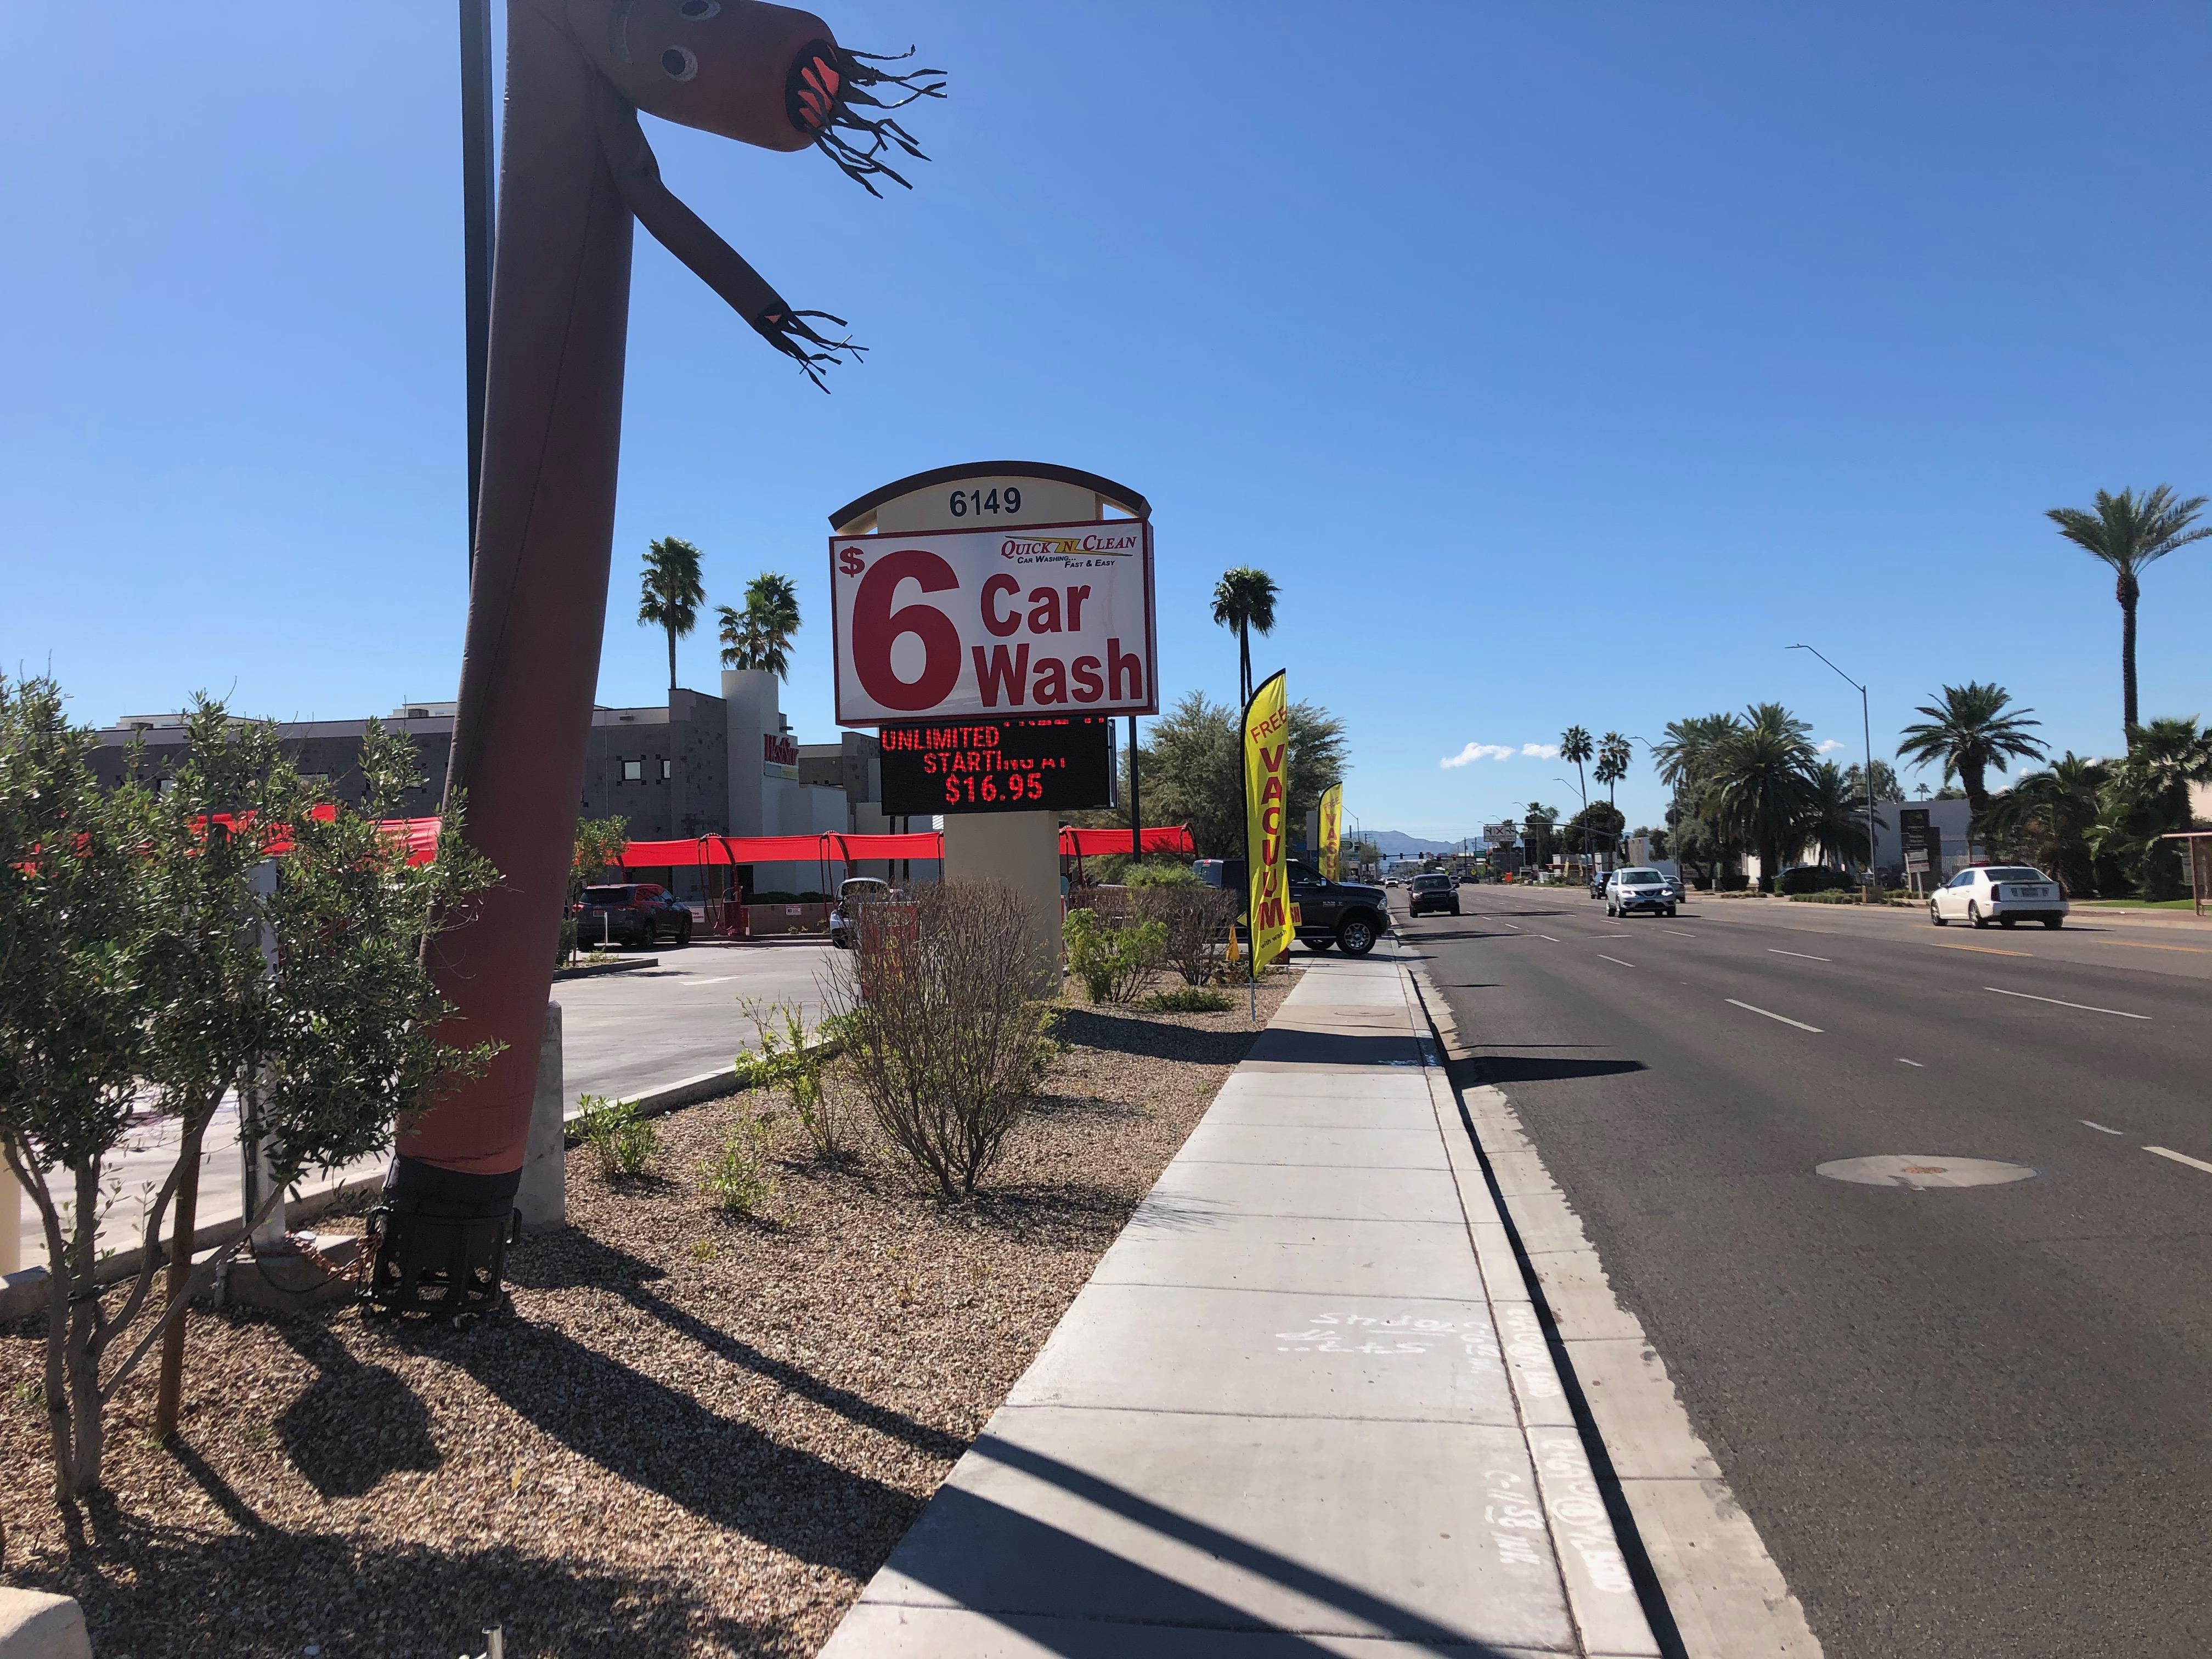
left=1605, top=868, right=1677, bottom=918
left=1929, top=865, right=2067, bottom=930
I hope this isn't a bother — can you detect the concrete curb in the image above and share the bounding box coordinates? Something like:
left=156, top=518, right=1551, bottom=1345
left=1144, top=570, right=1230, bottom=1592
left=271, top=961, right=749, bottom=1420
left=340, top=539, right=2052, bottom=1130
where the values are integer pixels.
left=1401, top=954, right=1825, bottom=1659
left=1391, top=946, right=1661, bottom=1659
left=553, top=955, right=660, bottom=981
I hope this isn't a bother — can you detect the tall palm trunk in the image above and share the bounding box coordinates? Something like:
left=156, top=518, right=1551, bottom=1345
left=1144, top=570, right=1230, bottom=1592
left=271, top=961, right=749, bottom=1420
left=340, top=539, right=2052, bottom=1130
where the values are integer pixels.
left=2118, top=570, right=2139, bottom=736
left=1237, top=624, right=1251, bottom=707
left=666, top=623, right=678, bottom=702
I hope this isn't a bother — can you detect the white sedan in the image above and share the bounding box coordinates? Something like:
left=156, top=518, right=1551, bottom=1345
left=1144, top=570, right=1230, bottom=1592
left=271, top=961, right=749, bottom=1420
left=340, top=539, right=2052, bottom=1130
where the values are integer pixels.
left=1929, top=865, right=2067, bottom=930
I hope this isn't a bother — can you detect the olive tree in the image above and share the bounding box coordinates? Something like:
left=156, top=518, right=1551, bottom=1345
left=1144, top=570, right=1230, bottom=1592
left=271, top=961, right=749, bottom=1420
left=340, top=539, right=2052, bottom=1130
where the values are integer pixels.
left=0, top=684, right=495, bottom=1496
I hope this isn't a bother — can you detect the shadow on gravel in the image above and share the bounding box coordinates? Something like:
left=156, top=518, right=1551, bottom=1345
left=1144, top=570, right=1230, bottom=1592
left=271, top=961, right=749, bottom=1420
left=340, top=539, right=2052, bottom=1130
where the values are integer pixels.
left=269, top=1321, right=442, bottom=1499
left=1053, top=1007, right=1259, bottom=1066
left=35, top=1470, right=771, bottom=1659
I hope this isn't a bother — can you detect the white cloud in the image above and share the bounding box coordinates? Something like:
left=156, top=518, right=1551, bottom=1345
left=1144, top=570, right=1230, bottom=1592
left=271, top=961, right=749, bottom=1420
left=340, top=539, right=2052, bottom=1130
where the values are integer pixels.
left=1816, top=738, right=1846, bottom=753
left=1521, top=742, right=1560, bottom=759
left=1442, top=742, right=1516, bottom=768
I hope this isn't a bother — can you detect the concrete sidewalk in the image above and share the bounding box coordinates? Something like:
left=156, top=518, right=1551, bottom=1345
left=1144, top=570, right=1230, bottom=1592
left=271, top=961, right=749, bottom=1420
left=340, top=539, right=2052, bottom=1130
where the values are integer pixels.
left=820, top=943, right=1658, bottom=1657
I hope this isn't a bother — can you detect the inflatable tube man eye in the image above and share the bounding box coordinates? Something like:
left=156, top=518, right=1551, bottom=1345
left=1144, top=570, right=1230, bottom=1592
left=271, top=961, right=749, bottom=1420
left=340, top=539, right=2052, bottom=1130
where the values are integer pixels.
left=575, top=0, right=945, bottom=388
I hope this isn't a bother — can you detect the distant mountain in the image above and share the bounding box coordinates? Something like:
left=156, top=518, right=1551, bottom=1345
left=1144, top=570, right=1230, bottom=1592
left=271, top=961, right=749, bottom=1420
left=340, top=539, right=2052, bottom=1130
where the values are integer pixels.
left=1362, top=830, right=1462, bottom=855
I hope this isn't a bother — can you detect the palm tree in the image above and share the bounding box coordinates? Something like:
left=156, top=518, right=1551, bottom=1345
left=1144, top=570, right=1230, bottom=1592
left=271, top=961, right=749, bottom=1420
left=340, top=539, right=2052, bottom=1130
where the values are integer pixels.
left=1841, top=758, right=1900, bottom=804
left=1895, top=682, right=2047, bottom=824
left=2089, top=718, right=2212, bottom=899
left=1652, top=714, right=1742, bottom=792
left=1596, top=731, right=1633, bottom=807
left=1701, top=703, right=1818, bottom=890
left=717, top=572, right=803, bottom=680
left=1210, top=568, right=1278, bottom=706
left=1982, top=753, right=2109, bottom=895
left=2046, top=486, right=2210, bottom=736
left=1802, top=759, right=1878, bottom=869
left=1560, top=726, right=1594, bottom=812
left=637, top=536, right=706, bottom=697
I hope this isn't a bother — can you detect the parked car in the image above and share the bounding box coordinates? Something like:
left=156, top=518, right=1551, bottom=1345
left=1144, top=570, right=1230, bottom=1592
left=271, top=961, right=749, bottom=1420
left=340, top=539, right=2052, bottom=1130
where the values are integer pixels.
left=828, top=877, right=894, bottom=949
left=1220, top=860, right=1390, bottom=955
left=1929, top=865, right=2067, bottom=930
left=1407, top=872, right=1460, bottom=917
left=572, top=883, right=692, bottom=949
left=1604, top=867, right=1677, bottom=918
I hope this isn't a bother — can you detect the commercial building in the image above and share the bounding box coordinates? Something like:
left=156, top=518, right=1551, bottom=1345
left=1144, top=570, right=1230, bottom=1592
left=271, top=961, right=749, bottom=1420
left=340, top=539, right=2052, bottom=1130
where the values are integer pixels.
left=93, top=668, right=907, bottom=899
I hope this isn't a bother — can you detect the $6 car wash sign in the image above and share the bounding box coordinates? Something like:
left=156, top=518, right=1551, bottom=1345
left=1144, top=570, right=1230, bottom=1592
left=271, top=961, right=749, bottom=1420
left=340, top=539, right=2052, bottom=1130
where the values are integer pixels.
left=831, top=520, right=1158, bottom=725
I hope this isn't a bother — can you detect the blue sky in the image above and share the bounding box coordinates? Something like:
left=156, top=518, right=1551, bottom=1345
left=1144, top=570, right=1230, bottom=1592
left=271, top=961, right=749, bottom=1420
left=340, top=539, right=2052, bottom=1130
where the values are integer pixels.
left=5, top=3, right=2208, bottom=838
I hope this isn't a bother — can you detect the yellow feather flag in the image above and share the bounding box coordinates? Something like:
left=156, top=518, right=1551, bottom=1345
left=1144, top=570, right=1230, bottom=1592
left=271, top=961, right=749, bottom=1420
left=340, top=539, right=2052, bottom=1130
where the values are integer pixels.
left=1318, top=783, right=1343, bottom=882
left=1243, top=671, right=1294, bottom=975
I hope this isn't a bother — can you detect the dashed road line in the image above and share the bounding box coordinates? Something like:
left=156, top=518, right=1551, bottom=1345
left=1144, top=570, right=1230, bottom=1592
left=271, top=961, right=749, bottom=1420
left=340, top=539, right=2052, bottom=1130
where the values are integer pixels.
left=682, top=976, right=738, bottom=987
left=1897, top=1058, right=1923, bottom=1068
left=1931, top=941, right=2029, bottom=957
left=1769, top=949, right=1832, bottom=962
left=2080, top=1120, right=2123, bottom=1135
left=1984, top=986, right=2151, bottom=1020
left=1660, top=928, right=1697, bottom=938
left=1725, top=998, right=1824, bottom=1033
left=1597, top=955, right=1635, bottom=968
left=2097, top=939, right=2209, bottom=953
left=2146, top=1146, right=2212, bottom=1176
left=1536, top=934, right=1562, bottom=943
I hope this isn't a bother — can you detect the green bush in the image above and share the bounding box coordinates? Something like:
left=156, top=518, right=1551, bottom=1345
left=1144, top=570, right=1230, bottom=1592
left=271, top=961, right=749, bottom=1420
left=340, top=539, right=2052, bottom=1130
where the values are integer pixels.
left=1143, top=985, right=1234, bottom=1013
left=699, top=1113, right=777, bottom=1215
left=1774, top=866, right=1859, bottom=896
left=557, top=915, right=579, bottom=968
left=576, top=1093, right=656, bottom=1177
left=738, top=999, right=848, bottom=1160
left=1063, top=906, right=1168, bottom=1003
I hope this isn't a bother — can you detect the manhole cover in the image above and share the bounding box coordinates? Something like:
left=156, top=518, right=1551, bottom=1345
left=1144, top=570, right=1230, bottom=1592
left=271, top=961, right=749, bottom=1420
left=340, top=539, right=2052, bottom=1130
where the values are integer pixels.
left=1816, top=1155, right=2039, bottom=1189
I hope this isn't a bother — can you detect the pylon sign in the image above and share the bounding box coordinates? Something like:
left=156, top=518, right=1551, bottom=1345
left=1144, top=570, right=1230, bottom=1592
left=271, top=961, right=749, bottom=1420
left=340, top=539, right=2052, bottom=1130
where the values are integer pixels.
left=830, top=520, right=1157, bottom=724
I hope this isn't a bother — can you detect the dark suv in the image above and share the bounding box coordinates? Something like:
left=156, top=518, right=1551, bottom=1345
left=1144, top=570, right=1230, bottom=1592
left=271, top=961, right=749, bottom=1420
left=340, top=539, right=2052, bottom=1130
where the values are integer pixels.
left=572, top=883, right=693, bottom=950
left=1212, top=860, right=1391, bottom=955
left=1407, top=872, right=1460, bottom=917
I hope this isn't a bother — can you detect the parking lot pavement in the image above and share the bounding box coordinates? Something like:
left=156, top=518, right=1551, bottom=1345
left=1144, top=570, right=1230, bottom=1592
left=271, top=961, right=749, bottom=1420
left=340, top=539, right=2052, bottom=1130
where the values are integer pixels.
left=558, top=941, right=837, bottom=1103
left=13, top=941, right=841, bottom=1270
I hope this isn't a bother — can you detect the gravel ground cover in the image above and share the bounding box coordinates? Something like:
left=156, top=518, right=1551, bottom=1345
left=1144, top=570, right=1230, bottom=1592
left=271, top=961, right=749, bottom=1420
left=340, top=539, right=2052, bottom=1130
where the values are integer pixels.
left=0, top=967, right=1297, bottom=1658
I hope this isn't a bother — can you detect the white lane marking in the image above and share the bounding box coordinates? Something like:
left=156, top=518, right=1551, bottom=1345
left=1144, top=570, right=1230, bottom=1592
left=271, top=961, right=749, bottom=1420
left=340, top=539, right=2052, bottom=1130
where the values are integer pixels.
left=1725, top=998, right=1824, bottom=1033
left=1897, top=1058, right=1924, bottom=1068
left=1660, top=928, right=1697, bottom=938
left=1769, top=949, right=1832, bottom=962
left=1598, top=955, right=1635, bottom=968
left=2145, top=1145, right=2212, bottom=1176
left=1599, top=932, right=1634, bottom=938
left=684, top=975, right=737, bottom=986
left=2080, top=1120, right=2123, bottom=1135
left=1537, top=934, right=1562, bottom=943
left=1984, top=986, right=2150, bottom=1021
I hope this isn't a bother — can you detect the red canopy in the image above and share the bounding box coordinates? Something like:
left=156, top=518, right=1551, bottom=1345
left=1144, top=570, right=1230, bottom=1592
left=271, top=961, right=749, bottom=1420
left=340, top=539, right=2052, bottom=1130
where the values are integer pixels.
left=1059, top=825, right=1195, bottom=857
left=619, top=831, right=945, bottom=867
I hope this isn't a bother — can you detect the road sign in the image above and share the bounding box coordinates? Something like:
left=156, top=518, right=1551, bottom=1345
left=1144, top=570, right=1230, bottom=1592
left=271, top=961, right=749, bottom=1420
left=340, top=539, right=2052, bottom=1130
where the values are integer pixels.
left=1482, top=822, right=1515, bottom=845
left=830, top=519, right=1157, bottom=724
left=878, top=716, right=1116, bottom=816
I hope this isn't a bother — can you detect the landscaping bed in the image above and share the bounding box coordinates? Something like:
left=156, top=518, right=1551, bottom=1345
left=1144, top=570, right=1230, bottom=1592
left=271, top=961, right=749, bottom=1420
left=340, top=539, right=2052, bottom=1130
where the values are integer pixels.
left=0, top=968, right=1297, bottom=1658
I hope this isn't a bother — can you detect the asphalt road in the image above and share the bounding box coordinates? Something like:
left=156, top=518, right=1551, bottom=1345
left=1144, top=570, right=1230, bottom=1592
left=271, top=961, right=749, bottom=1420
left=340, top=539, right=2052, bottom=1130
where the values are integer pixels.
left=1401, top=884, right=2212, bottom=1659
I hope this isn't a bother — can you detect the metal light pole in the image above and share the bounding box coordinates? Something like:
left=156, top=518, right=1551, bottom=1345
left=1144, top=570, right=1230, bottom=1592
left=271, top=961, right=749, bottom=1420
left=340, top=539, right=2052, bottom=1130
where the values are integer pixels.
left=1555, top=775, right=1590, bottom=884
left=1790, top=644, right=1879, bottom=901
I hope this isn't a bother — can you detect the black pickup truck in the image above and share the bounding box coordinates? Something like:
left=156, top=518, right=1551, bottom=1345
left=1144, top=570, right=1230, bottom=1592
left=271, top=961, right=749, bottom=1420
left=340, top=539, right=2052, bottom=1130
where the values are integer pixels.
left=1207, top=860, right=1391, bottom=956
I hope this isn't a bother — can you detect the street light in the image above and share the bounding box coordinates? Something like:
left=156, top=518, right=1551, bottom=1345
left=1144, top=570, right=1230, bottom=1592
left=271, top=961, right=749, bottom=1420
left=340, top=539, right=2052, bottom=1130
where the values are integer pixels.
left=1554, top=774, right=1591, bottom=881
left=1789, top=644, right=1880, bottom=900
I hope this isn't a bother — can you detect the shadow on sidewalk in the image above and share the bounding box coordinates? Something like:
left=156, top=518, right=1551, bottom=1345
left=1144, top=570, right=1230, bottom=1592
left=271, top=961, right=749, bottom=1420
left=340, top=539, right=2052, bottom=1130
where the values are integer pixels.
left=878, top=1432, right=1528, bottom=1655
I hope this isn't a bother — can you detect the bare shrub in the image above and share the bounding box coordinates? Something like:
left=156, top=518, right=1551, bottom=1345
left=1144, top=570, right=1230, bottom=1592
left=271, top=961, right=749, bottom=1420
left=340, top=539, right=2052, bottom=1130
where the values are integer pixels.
left=1135, top=882, right=1240, bottom=985
left=825, top=879, right=1056, bottom=1199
